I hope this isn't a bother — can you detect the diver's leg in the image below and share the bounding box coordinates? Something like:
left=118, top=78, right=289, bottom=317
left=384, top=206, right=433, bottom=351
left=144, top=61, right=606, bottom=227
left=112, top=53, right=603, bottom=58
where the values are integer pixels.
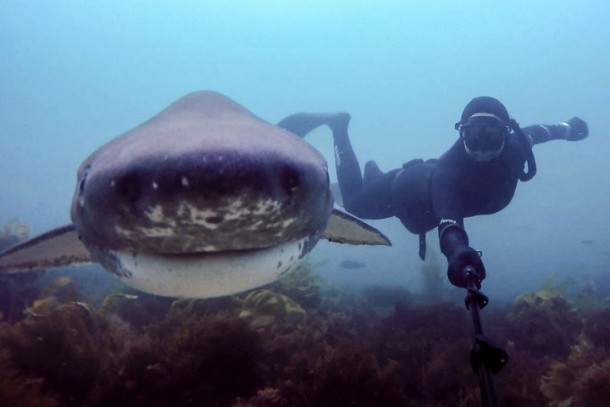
left=327, top=113, right=365, bottom=207
left=277, top=112, right=364, bottom=208
left=277, top=113, right=345, bottom=138
left=277, top=113, right=395, bottom=218
left=328, top=115, right=402, bottom=219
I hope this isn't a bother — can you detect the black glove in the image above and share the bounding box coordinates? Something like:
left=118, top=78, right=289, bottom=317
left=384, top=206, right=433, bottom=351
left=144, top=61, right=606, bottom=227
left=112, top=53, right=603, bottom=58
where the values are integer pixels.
left=447, top=246, right=486, bottom=288
left=563, top=117, right=588, bottom=141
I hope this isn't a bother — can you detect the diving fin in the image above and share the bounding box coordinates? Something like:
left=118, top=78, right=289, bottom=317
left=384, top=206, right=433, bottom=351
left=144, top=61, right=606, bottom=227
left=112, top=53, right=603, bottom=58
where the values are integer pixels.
left=0, top=224, right=92, bottom=273
left=322, top=208, right=391, bottom=246
left=277, top=113, right=350, bottom=138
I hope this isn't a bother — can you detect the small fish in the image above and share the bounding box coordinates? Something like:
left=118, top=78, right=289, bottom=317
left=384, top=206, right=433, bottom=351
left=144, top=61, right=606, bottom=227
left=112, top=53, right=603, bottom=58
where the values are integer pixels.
left=340, top=259, right=366, bottom=269
left=0, top=91, right=391, bottom=298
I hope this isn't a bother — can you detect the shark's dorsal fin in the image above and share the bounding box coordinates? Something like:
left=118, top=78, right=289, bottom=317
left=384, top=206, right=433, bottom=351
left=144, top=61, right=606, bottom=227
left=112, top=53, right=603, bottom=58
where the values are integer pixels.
left=322, top=208, right=391, bottom=246
left=0, top=224, right=92, bottom=273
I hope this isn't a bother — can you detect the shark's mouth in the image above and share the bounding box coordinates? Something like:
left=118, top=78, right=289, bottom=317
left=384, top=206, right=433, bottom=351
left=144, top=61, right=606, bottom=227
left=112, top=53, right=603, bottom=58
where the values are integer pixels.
left=90, top=235, right=318, bottom=298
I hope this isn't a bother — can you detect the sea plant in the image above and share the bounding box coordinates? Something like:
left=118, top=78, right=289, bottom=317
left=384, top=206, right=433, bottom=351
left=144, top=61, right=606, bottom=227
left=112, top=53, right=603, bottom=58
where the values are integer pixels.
left=540, top=339, right=610, bottom=406
left=281, top=340, right=406, bottom=406
left=0, top=298, right=104, bottom=406
left=239, top=289, right=305, bottom=329
left=506, top=281, right=582, bottom=357
left=268, top=261, right=324, bottom=309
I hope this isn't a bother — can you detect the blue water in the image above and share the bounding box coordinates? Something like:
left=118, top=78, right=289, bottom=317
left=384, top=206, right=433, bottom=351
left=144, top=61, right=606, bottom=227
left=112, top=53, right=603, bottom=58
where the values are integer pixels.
left=1, top=0, right=609, bottom=301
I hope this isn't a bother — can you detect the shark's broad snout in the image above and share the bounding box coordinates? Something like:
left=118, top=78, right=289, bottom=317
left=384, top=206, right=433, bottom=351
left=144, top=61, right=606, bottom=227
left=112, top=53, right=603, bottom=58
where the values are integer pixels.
left=73, top=147, right=332, bottom=254
left=0, top=91, right=391, bottom=299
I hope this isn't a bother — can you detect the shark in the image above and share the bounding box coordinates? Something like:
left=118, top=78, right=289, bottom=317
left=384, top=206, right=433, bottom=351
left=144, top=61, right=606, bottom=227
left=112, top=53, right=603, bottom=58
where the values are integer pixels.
left=0, top=91, right=390, bottom=298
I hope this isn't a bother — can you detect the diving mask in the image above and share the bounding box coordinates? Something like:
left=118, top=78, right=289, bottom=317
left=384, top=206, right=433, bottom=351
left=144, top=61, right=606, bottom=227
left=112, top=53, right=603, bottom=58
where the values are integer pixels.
left=456, top=113, right=510, bottom=161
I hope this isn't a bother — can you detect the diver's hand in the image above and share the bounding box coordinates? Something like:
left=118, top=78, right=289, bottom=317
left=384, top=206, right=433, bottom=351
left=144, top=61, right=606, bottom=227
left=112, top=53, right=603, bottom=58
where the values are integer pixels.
left=447, top=246, right=486, bottom=288
left=561, top=117, right=588, bottom=141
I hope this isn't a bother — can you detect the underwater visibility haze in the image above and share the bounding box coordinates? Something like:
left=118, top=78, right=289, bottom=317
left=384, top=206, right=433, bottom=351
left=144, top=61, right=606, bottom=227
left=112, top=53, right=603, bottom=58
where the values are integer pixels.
left=1, top=1, right=610, bottom=406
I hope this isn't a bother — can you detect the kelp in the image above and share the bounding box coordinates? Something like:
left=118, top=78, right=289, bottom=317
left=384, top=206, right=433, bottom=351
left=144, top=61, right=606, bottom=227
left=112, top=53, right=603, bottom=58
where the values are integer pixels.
left=0, top=349, right=59, bottom=407
left=1, top=259, right=610, bottom=406
left=583, top=308, right=610, bottom=349
left=540, top=340, right=610, bottom=407
left=239, top=289, right=306, bottom=329
left=281, top=340, right=406, bottom=407
left=506, top=281, right=582, bottom=357
left=0, top=298, right=105, bottom=406
left=100, top=312, right=263, bottom=406
left=540, top=310, right=610, bottom=407
left=268, top=261, right=324, bottom=309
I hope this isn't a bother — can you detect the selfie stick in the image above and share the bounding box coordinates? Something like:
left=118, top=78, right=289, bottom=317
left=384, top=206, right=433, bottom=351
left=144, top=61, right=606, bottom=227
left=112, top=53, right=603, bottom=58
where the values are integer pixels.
left=463, top=266, right=509, bottom=407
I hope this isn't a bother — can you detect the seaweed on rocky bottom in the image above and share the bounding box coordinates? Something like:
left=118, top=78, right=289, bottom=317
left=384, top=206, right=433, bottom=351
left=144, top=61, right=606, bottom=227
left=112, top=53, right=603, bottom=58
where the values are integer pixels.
left=540, top=340, right=610, bottom=407
left=492, top=344, right=550, bottom=406
left=239, top=289, right=306, bottom=329
left=360, top=284, right=414, bottom=315
left=0, top=297, right=106, bottom=406
left=231, top=387, right=290, bottom=407
left=267, top=261, right=324, bottom=309
left=0, top=272, right=43, bottom=323
left=540, top=314, right=610, bottom=407
left=373, top=302, right=480, bottom=406
left=505, top=284, right=582, bottom=358
left=582, top=308, right=610, bottom=349
left=1, top=261, right=610, bottom=407
left=573, top=358, right=610, bottom=406
left=0, top=349, right=59, bottom=407
left=99, top=289, right=174, bottom=329
left=99, top=308, right=264, bottom=407
left=280, top=340, right=406, bottom=407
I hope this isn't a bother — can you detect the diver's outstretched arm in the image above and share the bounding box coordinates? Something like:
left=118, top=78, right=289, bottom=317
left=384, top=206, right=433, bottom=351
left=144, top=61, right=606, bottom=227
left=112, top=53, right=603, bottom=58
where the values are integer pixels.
left=524, top=117, right=588, bottom=145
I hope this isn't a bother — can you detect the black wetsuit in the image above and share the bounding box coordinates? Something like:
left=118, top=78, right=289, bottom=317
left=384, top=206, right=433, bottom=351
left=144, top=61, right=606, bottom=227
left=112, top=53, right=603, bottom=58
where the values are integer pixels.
left=329, top=123, right=566, bottom=259
left=340, top=129, right=538, bottom=255
left=277, top=112, right=586, bottom=285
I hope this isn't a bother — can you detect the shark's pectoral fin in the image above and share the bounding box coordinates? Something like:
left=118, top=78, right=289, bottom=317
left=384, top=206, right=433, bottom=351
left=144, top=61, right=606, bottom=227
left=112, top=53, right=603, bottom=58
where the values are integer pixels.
left=0, top=224, right=93, bottom=273
left=322, top=208, right=391, bottom=246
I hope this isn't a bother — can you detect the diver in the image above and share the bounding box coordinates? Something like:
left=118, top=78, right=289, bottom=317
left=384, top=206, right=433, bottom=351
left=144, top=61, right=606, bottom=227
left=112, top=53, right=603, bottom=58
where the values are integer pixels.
left=277, top=97, right=588, bottom=289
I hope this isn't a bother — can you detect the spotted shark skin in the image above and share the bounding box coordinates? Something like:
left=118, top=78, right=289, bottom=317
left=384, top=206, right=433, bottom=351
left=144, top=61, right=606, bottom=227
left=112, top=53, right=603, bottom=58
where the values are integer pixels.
left=0, top=91, right=390, bottom=298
